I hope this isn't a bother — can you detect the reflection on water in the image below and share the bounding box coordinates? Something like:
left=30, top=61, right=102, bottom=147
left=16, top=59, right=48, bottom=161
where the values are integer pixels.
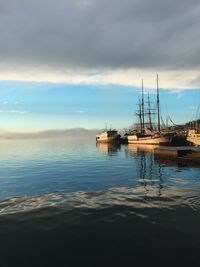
left=1, top=187, right=199, bottom=216
left=0, top=139, right=199, bottom=200
left=154, top=157, right=200, bottom=168
left=0, top=139, right=200, bottom=266
left=96, top=142, right=121, bottom=155
left=127, top=144, right=200, bottom=196
left=127, top=144, right=165, bottom=197
left=127, top=144, right=157, bottom=154
left=0, top=187, right=200, bottom=267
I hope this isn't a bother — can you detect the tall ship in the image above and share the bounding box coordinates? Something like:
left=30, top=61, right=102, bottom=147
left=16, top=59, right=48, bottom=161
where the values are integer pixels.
left=128, top=75, right=174, bottom=145
left=96, top=129, right=121, bottom=144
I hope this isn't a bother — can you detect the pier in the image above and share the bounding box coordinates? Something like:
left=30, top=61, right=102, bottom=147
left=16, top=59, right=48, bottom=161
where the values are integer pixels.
left=154, top=146, right=200, bottom=165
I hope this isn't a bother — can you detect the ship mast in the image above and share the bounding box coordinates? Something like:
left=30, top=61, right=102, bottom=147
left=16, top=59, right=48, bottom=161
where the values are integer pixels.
left=147, top=93, right=153, bottom=131
left=141, top=79, right=145, bottom=133
left=139, top=97, right=143, bottom=131
left=157, top=74, right=161, bottom=132
left=136, top=96, right=143, bottom=132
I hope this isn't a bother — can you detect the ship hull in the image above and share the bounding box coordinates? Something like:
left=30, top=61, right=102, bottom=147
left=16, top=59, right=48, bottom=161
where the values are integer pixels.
left=128, top=135, right=170, bottom=145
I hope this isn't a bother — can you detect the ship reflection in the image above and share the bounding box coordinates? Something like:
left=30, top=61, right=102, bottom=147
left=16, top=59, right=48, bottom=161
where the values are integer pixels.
left=154, top=157, right=198, bottom=168
left=127, top=144, right=163, bottom=197
left=96, top=142, right=121, bottom=156
left=127, top=144, right=157, bottom=154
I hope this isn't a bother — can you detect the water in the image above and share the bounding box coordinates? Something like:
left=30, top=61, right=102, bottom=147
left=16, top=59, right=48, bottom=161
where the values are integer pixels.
left=0, top=138, right=200, bottom=266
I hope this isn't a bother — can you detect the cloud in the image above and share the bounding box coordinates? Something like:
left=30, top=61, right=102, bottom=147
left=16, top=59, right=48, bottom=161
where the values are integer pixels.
left=189, top=74, right=200, bottom=87
left=1, top=100, right=21, bottom=106
left=0, top=109, right=26, bottom=114
left=0, top=0, right=200, bottom=87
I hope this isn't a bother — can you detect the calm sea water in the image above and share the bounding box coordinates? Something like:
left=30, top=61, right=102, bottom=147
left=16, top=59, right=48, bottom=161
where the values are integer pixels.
left=0, top=138, right=200, bottom=266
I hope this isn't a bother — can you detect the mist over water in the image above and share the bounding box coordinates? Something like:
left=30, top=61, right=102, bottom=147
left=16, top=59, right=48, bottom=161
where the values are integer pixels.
left=0, top=138, right=200, bottom=266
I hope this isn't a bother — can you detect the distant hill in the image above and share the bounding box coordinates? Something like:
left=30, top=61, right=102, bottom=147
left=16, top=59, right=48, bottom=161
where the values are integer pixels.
left=0, top=128, right=100, bottom=139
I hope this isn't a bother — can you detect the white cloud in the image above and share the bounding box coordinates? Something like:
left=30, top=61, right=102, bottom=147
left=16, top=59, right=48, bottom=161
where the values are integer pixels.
left=0, top=67, right=199, bottom=89
left=0, top=109, right=26, bottom=114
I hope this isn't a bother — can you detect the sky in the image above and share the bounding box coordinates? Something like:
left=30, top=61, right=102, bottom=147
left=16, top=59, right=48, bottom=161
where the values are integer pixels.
left=0, top=0, right=200, bottom=131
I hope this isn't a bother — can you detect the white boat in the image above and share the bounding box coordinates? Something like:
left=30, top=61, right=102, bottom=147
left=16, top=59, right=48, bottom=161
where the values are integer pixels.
left=187, top=129, right=200, bottom=146
left=96, top=130, right=121, bottom=144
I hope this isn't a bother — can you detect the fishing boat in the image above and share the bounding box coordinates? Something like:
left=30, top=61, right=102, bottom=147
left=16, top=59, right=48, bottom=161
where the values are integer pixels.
left=128, top=75, right=173, bottom=146
left=96, top=129, right=121, bottom=144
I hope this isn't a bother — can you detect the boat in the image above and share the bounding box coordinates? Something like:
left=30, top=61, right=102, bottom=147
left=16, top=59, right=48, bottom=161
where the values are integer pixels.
left=187, top=104, right=200, bottom=146
left=96, top=129, right=121, bottom=144
left=127, top=75, right=173, bottom=146
left=128, top=131, right=173, bottom=145
left=187, top=129, right=200, bottom=146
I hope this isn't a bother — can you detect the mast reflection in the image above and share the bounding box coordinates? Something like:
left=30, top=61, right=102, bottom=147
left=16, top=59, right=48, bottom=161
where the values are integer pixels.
left=127, top=144, right=164, bottom=197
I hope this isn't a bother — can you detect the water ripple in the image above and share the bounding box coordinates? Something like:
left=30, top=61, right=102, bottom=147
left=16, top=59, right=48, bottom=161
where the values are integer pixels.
left=0, top=187, right=199, bottom=216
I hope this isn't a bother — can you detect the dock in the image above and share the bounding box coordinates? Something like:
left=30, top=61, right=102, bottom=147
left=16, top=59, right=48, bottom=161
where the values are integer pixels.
left=154, top=146, right=200, bottom=165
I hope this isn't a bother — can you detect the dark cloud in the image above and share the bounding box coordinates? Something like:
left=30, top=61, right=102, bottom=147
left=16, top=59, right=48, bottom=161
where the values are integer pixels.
left=0, top=0, right=200, bottom=71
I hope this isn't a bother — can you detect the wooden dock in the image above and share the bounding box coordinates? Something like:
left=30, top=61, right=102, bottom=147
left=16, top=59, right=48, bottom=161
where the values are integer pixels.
left=154, top=146, right=200, bottom=165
